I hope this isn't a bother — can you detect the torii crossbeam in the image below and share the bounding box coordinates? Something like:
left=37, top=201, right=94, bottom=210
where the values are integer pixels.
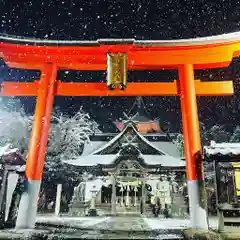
left=0, top=32, right=239, bottom=230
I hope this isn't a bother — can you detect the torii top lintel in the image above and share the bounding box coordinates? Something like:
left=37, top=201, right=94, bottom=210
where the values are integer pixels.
left=1, top=32, right=240, bottom=70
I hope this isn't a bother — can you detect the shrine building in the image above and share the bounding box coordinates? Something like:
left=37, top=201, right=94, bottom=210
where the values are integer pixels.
left=65, top=97, right=187, bottom=216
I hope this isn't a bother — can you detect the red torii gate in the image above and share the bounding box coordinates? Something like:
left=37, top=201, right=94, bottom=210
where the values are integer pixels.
left=0, top=33, right=238, bottom=229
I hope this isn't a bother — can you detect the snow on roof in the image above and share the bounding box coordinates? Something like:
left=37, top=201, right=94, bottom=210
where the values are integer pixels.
left=133, top=126, right=168, bottom=155
left=0, top=144, right=11, bottom=157
left=64, top=155, right=116, bottom=166
left=3, top=148, right=19, bottom=155
left=90, top=127, right=127, bottom=155
left=64, top=154, right=185, bottom=167
left=91, top=122, right=168, bottom=156
left=151, top=141, right=181, bottom=158
left=82, top=141, right=106, bottom=156
left=204, top=141, right=240, bottom=156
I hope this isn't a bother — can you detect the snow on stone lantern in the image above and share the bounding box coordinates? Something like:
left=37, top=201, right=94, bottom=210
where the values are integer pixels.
left=88, top=184, right=98, bottom=216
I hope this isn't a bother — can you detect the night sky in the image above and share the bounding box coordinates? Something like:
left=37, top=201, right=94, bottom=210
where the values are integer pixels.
left=1, top=0, right=240, bottom=133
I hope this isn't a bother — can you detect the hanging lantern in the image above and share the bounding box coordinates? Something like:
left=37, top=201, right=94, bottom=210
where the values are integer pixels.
left=106, top=52, right=128, bottom=90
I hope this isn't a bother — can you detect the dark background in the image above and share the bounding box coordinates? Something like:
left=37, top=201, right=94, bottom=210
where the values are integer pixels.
left=1, top=0, right=240, bottom=133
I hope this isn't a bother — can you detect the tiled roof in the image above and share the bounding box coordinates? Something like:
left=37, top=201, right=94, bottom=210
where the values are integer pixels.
left=204, top=141, right=240, bottom=156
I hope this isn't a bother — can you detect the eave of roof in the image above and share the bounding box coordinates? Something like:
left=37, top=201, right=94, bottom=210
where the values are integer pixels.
left=64, top=154, right=185, bottom=168
left=204, top=141, right=240, bottom=161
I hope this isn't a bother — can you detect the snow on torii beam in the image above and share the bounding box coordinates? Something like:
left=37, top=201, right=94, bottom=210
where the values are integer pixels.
left=1, top=32, right=240, bottom=230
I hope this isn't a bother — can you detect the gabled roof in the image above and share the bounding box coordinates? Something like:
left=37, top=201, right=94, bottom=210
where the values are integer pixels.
left=65, top=121, right=185, bottom=168
left=91, top=121, right=167, bottom=155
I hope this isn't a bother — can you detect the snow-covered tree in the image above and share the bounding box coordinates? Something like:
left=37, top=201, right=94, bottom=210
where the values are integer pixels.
left=174, top=133, right=184, bottom=157
left=230, top=126, right=240, bottom=143
left=208, top=124, right=229, bottom=143
left=0, top=97, right=100, bottom=159
left=199, top=122, right=209, bottom=145
left=44, top=108, right=101, bottom=183
left=0, top=97, right=32, bottom=156
left=0, top=97, right=101, bottom=182
left=47, top=108, right=100, bottom=161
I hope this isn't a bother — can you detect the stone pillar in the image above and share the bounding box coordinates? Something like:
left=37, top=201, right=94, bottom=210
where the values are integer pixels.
left=120, top=185, right=124, bottom=206
left=141, top=180, right=145, bottom=214
left=134, top=186, right=138, bottom=207
left=126, top=184, right=130, bottom=207
left=90, top=195, right=96, bottom=209
left=55, top=184, right=62, bottom=216
left=89, top=185, right=98, bottom=216
left=111, top=174, right=116, bottom=215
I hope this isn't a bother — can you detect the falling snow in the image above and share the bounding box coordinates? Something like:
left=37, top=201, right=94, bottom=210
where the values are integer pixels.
left=0, top=1, right=240, bottom=237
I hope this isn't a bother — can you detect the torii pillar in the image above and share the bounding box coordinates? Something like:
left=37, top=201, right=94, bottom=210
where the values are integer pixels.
left=0, top=35, right=238, bottom=230
left=16, top=64, right=57, bottom=229
left=179, top=64, right=208, bottom=228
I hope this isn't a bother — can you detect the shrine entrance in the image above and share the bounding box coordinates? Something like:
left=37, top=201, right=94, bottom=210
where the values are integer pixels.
left=104, top=159, right=146, bottom=215
left=0, top=34, right=238, bottom=229
left=101, top=155, right=182, bottom=216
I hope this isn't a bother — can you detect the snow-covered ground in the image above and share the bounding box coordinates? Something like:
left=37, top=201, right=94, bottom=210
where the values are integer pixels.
left=36, top=215, right=110, bottom=227
left=143, top=217, right=218, bottom=230
left=154, top=234, right=183, bottom=239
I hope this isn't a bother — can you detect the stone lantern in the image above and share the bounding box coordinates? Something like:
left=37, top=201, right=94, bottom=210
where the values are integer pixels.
left=88, top=184, right=98, bottom=216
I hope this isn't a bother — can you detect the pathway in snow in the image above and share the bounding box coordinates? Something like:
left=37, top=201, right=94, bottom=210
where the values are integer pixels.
left=94, top=216, right=151, bottom=231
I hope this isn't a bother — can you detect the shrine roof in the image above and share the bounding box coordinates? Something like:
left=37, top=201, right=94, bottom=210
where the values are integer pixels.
left=82, top=133, right=180, bottom=157
left=204, top=141, right=240, bottom=162
left=68, top=122, right=184, bottom=168
left=90, top=121, right=167, bottom=155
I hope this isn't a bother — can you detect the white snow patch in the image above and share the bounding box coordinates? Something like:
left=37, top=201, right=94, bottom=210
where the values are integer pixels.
left=0, top=144, right=10, bottom=157
left=36, top=216, right=110, bottom=227
left=144, top=218, right=190, bottom=230
left=143, top=217, right=218, bottom=230
left=3, top=148, right=19, bottom=155
left=204, top=141, right=240, bottom=155
left=155, top=234, right=182, bottom=239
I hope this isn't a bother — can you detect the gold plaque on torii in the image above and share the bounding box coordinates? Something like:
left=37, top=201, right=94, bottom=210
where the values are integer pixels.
left=106, top=52, right=128, bottom=90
